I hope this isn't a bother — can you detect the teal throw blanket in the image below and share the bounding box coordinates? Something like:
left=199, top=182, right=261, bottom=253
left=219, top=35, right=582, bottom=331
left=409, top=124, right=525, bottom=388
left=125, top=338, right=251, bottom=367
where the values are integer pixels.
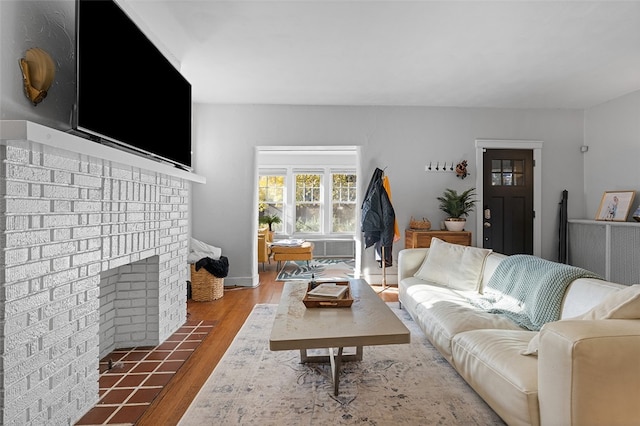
left=472, top=255, right=601, bottom=331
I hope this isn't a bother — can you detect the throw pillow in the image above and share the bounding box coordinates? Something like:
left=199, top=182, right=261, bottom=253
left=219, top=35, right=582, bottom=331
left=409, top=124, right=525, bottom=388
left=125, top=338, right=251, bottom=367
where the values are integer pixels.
left=575, top=284, right=640, bottom=320
left=521, top=284, right=640, bottom=356
left=521, top=333, right=540, bottom=356
left=413, top=237, right=492, bottom=291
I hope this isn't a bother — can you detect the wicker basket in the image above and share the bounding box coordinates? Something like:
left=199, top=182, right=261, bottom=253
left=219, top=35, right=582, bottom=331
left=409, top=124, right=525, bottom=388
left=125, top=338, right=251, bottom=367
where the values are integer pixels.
left=409, top=216, right=431, bottom=230
left=190, top=264, right=224, bottom=301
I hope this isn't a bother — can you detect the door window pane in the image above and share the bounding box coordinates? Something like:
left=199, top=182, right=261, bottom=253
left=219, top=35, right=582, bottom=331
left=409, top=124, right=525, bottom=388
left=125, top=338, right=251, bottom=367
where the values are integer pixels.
left=513, top=173, right=525, bottom=186
left=491, top=158, right=525, bottom=186
left=491, top=173, right=502, bottom=186
left=513, top=160, right=524, bottom=173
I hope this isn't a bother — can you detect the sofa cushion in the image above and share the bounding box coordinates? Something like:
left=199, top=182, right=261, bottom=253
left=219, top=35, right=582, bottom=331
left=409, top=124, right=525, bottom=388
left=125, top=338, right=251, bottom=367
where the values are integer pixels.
left=559, top=277, right=627, bottom=319
left=399, top=277, right=455, bottom=316
left=402, top=281, right=523, bottom=361
left=522, top=284, right=640, bottom=356
left=452, top=329, right=541, bottom=426
left=413, top=237, right=492, bottom=292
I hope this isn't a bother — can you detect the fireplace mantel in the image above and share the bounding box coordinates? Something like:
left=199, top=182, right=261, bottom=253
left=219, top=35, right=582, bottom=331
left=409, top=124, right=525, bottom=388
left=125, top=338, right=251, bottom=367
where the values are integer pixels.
left=0, top=120, right=206, bottom=183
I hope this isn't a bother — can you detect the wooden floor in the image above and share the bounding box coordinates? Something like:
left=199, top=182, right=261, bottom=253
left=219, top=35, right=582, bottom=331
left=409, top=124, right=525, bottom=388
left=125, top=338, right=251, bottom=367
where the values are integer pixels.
left=137, top=263, right=398, bottom=426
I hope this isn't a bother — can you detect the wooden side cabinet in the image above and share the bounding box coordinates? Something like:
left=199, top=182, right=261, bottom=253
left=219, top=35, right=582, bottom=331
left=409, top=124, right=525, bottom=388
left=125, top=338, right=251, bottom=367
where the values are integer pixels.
left=405, top=229, right=472, bottom=249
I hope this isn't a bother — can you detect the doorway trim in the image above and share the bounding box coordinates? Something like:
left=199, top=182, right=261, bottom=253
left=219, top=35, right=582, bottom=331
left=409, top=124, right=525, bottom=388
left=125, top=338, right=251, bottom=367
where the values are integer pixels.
left=255, top=145, right=362, bottom=280
left=475, top=139, right=543, bottom=257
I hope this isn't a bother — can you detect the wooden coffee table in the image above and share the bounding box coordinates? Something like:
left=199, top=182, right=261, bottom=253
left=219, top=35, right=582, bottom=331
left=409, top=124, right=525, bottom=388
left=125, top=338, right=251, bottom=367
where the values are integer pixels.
left=269, top=278, right=410, bottom=395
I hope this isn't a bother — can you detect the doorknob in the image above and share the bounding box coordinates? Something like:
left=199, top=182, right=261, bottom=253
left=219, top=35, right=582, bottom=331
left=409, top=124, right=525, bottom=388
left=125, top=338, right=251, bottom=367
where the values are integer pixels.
left=484, top=222, right=491, bottom=228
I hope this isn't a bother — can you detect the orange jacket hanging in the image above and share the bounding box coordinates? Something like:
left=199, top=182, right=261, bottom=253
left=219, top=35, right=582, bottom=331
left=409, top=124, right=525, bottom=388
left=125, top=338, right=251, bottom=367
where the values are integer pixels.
left=382, top=174, right=401, bottom=243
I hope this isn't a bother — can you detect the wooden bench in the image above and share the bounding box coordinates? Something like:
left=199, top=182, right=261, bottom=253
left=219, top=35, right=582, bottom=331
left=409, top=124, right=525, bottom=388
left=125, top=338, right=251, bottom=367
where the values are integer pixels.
left=270, top=241, right=314, bottom=272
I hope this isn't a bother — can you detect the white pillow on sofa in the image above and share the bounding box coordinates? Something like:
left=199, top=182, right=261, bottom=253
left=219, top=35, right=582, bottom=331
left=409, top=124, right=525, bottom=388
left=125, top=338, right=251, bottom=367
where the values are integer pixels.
left=521, top=284, right=640, bottom=356
left=574, top=284, right=640, bottom=320
left=413, top=237, right=492, bottom=292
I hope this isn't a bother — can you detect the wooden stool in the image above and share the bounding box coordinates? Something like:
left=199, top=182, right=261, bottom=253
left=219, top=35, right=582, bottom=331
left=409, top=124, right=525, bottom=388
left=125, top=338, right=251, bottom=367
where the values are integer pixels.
left=271, top=242, right=314, bottom=273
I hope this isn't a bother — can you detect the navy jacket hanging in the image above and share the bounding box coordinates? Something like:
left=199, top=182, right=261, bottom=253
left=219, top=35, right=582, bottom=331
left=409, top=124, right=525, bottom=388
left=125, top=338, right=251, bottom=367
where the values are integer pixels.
left=361, top=167, right=396, bottom=266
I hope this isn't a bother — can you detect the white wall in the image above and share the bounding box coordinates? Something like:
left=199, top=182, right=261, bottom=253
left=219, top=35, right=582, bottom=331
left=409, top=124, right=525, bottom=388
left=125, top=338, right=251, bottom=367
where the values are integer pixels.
left=584, top=90, right=640, bottom=218
left=0, top=0, right=76, bottom=128
left=191, top=104, right=586, bottom=286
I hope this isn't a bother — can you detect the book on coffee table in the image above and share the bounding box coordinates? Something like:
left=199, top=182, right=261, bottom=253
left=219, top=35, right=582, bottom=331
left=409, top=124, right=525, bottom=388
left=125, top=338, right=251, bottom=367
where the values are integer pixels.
left=306, top=283, right=349, bottom=299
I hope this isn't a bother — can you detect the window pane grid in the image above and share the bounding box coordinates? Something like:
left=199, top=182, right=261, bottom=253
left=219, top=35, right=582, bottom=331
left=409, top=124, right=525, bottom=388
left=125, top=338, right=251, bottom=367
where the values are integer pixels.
left=259, top=175, right=285, bottom=203
left=296, top=174, right=321, bottom=203
left=295, top=174, right=321, bottom=233
left=259, top=169, right=356, bottom=235
left=258, top=175, right=285, bottom=232
left=490, top=158, right=525, bottom=186
left=332, top=173, right=357, bottom=233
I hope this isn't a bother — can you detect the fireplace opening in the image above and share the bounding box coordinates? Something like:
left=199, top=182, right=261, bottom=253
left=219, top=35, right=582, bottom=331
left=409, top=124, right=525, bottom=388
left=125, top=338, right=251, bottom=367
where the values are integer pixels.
left=99, top=256, right=160, bottom=359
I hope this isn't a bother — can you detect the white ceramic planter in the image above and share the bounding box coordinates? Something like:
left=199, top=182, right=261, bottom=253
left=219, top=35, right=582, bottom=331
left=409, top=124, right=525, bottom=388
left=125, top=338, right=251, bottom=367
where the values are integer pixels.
left=444, top=219, right=466, bottom=231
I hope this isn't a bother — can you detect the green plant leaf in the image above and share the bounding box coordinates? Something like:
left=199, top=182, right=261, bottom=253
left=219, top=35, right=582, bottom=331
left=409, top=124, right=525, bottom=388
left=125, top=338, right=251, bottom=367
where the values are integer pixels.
left=258, top=213, right=282, bottom=231
left=437, top=187, right=477, bottom=218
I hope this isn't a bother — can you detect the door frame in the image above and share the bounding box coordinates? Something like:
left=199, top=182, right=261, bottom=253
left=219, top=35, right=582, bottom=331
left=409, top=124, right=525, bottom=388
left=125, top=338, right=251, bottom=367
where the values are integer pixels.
left=474, top=139, right=543, bottom=257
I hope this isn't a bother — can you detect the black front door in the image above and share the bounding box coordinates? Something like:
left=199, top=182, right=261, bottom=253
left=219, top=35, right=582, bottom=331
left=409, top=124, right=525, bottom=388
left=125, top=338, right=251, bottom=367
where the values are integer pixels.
left=482, top=149, right=534, bottom=255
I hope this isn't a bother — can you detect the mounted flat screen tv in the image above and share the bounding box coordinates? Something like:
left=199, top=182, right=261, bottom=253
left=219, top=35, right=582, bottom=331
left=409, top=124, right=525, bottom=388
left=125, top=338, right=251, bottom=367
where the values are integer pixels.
left=74, top=0, right=192, bottom=170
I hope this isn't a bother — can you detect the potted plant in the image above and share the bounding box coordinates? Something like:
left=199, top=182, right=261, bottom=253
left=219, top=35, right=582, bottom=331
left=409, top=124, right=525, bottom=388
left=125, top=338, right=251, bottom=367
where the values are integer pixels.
left=259, top=213, right=281, bottom=238
left=437, top=187, right=477, bottom=231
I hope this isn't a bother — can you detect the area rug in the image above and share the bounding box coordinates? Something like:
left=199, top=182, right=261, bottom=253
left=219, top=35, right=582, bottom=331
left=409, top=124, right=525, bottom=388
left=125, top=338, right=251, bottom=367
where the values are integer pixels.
left=275, top=258, right=356, bottom=281
left=178, top=303, right=505, bottom=425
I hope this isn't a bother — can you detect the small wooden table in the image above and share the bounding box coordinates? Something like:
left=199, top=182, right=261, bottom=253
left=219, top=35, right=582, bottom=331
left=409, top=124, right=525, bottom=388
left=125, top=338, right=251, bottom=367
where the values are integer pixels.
left=404, top=229, right=472, bottom=248
left=269, top=279, right=410, bottom=395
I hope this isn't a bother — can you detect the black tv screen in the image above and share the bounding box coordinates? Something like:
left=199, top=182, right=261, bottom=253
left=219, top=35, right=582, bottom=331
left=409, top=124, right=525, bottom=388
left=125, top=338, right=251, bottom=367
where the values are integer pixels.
left=74, top=0, right=192, bottom=170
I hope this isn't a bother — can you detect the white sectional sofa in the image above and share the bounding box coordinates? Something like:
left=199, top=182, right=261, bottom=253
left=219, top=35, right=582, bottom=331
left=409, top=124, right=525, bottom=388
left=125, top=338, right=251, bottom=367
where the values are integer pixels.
left=398, top=238, right=640, bottom=426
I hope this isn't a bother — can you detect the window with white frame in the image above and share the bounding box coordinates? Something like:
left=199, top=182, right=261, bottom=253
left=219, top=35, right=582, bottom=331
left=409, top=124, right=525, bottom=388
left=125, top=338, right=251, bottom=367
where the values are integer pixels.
left=331, top=172, right=357, bottom=233
left=295, top=173, right=322, bottom=232
left=258, top=173, right=285, bottom=232
left=290, top=170, right=357, bottom=233
left=258, top=167, right=357, bottom=236
left=257, top=147, right=357, bottom=236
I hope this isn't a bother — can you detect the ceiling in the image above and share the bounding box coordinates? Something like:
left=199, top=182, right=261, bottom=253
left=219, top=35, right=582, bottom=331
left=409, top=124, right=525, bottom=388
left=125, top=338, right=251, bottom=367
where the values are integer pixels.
left=124, top=1, right=640, bottom=109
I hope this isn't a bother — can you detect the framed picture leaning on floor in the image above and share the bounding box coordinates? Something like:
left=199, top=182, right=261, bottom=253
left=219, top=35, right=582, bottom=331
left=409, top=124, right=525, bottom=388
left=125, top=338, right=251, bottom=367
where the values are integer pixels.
left=595, top=190, right=635, bottom=221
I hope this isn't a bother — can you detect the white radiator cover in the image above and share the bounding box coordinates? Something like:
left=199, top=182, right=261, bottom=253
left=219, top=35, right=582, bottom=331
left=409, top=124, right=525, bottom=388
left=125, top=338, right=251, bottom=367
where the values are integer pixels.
left=568, top=219, right=640, bottom=285
left=308, top=238, right=356, bottom=258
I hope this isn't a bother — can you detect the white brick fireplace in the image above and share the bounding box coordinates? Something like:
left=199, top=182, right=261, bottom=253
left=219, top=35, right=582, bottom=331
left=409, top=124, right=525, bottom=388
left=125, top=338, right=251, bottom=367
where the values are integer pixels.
left=0, top=121, right=205, bottom=425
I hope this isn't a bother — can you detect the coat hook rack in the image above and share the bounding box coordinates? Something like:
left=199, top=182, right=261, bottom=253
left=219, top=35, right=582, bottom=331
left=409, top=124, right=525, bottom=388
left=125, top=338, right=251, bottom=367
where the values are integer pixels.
left=425, top=160, right=460, bottom=173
